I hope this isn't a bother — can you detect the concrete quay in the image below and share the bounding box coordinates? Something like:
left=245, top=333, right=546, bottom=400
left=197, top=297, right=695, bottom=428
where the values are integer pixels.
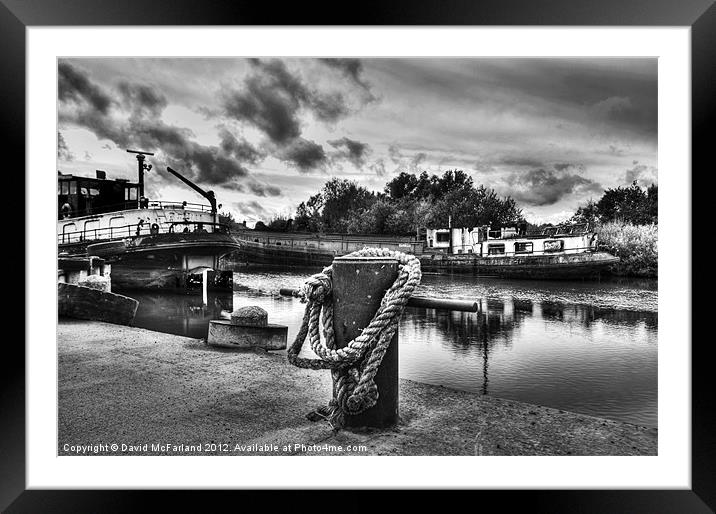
left=58, top=319, right=657, bottom=456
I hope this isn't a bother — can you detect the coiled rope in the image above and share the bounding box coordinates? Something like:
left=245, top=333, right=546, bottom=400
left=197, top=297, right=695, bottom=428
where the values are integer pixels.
left=287, top=248, right=422, bottom=429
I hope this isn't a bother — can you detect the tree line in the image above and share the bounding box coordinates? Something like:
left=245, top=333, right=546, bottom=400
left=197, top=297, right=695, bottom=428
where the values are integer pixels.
left=277, top=170, right=524, bottom=235
left=220, top=170, right=657, bottom=234
left=568, top=181, right=657, bottom=226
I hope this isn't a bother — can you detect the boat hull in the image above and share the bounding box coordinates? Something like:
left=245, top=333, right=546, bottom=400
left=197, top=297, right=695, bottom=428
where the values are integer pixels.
left=59, top=232, right=240, bottom=291
left=419, top=251, right=620, bottom=279
left=229, top=236, right=619, bottom=280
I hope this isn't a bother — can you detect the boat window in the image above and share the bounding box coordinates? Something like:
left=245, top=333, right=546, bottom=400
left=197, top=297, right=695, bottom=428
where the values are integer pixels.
left=488, top=244, right=505, bottom=255
left=81, top=187, right=100, bottom=196
left=62, top=223, right=77, bottom=243
left=69, top=182, right=77, bottom=195
left=544, top=240, right=564, bottom=252
left=125, top=186, right=137, bottom=201
left=436, top=232, right=450, bottom=243
left=109, top=216, right=125, bottom=237
left=84, top=220, right=100, bottom=240
left=515, top=242, right=533, bottom=254
left=488, top=229, right=501, bottom=238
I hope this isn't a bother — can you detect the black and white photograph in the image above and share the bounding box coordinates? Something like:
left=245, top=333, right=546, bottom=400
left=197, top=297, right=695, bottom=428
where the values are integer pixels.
left=56, top=56, right=660, bottom=457
left=0, top=0, right=710, bottom=505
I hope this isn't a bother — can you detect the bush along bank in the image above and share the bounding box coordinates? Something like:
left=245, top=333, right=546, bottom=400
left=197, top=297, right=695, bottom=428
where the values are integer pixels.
left=597, top=222, right=657, bottom=278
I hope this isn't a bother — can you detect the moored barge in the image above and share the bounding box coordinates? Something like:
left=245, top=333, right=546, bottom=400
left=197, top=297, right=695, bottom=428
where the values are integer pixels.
left=58, top=150, right=240, bottom=291
left=230, top=223, right=618, bottom=280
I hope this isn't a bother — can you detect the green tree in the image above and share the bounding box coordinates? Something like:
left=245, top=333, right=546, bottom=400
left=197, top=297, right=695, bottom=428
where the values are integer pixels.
left=294, top=193, right=324, bottom=232
left=596, top=181, right=657, bottom=225
left=568, top=199, right=599, bottom=226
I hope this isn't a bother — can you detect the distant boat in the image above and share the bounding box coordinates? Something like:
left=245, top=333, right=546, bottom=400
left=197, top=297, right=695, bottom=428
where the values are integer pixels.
left=229, top=222, right=619, bottom=280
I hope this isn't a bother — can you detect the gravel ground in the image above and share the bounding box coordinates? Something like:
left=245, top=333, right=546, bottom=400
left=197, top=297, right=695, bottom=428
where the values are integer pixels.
left=58, top=319, right=657, bottom=456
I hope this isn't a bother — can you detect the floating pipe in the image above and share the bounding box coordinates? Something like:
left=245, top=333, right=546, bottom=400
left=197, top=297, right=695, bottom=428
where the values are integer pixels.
left=278, top=288, right=478, bottom=312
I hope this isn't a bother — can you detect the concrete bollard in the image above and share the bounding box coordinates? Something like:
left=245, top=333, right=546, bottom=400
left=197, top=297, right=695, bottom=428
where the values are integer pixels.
left=332, top=255, right=399, bottom=429
left=207, top=306, right=287, bottom=350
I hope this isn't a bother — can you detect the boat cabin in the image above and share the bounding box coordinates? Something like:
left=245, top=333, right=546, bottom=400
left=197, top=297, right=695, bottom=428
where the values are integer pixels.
left=424, top=223, right=597, bottom=257
left=58, top=171, right=142, bottom=220
left=57, top=170, right=219, bottom=247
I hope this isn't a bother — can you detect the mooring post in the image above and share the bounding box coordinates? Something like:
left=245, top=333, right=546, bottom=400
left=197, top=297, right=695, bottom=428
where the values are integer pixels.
left=331, top=255, right=399, bottom=428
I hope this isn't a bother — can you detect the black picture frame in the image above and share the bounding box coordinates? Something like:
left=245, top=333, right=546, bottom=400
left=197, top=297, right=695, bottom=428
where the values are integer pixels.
left=4, top=0, right=713, bottom=511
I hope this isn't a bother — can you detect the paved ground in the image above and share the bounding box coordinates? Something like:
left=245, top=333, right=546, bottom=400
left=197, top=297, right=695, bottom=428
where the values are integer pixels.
left=58, top=319, right=657, bottom=456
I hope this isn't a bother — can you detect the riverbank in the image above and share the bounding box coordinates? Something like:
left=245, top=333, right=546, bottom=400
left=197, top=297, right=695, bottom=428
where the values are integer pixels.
left=58, top=319, right=656, bottom=456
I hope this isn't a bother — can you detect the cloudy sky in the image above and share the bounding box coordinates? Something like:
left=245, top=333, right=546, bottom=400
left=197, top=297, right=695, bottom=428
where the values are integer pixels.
left=58, top=57, right=657, bottom=225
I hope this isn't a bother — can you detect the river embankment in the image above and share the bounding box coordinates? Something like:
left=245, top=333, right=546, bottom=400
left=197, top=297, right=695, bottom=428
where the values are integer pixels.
left=58, top=319, right=657, bottom=456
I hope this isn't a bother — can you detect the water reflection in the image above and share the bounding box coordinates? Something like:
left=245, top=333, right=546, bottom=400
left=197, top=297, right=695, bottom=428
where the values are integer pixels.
left=126, top=291, right=233, bottom=339
left=400, top=296, right=656, bottom=427
left=121, top=269, right=658, bottom=427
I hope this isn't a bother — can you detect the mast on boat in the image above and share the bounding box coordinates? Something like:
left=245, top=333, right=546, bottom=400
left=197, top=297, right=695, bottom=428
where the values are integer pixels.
left=126, top=149, right=154, bottom=207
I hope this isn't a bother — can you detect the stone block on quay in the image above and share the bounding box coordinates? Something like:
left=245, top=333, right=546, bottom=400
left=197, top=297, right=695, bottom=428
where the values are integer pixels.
left=207, top=320, right=287, bottom=350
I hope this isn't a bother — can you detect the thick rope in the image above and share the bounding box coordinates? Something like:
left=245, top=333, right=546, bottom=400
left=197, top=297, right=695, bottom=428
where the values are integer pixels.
left=287, top=248, right=421, bottom=429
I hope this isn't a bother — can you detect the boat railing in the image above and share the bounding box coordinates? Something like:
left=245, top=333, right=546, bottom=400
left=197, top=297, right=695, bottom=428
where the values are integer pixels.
left=58, top=200, right=214, bottom=220
left=145, top=200, right=213, bottom=212
left=58, top=221, right=230, bottom=245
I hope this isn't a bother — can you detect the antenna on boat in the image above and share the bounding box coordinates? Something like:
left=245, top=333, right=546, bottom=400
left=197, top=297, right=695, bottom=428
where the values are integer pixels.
left=126, top=149, right=154, bottom=204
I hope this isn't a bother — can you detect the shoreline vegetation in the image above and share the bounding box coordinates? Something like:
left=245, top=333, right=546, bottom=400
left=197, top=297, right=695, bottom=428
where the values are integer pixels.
left=597, top=222, right=658, bottom=278
left=221, top=170, right=658, bottom=279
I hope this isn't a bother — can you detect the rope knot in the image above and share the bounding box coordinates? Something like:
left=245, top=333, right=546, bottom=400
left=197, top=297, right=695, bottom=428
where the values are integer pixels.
left=300, top=269, right=332, bottom=303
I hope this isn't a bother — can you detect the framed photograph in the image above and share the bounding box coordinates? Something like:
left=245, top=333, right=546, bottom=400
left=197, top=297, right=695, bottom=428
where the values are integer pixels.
left=6, top=0, right=713, bottom=510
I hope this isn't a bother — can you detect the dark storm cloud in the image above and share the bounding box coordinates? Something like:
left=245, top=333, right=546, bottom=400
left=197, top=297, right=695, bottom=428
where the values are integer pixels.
left=328, top=137, right=371, bottom=168
left=247, top=181, right=281, bottom=197
left=500, top=156, right=545, bottom=168
left=276, top=138, right=328, bottom=172
left=57, top=132, right=73, bottom=161
left=58, top=61, right=265, bottom=189
left=234, top=200, right=270, bottom=218
left=376, top=58, right=657, bottom=137
left=58, top=62, right=113, bottom=114
left=218, top=128, right=265, bottom=164
left=318, top=58, right=374, bottom=97
left=117, top=81, right=168, bottom=116
left=479, top=59, right=657, bottom=135
left=556, top=64, right=657, bottom=136
left=222, top=58, right=351, bottom=145
left=506, top=168, right=603, bottom=206
left=170, top=142, right=252, bottom=185
left=553, top=162, right=585, bottom=172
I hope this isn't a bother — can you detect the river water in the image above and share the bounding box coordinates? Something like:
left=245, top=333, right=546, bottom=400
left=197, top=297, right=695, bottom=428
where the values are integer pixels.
left=123, top=266, right=658, bottom=428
